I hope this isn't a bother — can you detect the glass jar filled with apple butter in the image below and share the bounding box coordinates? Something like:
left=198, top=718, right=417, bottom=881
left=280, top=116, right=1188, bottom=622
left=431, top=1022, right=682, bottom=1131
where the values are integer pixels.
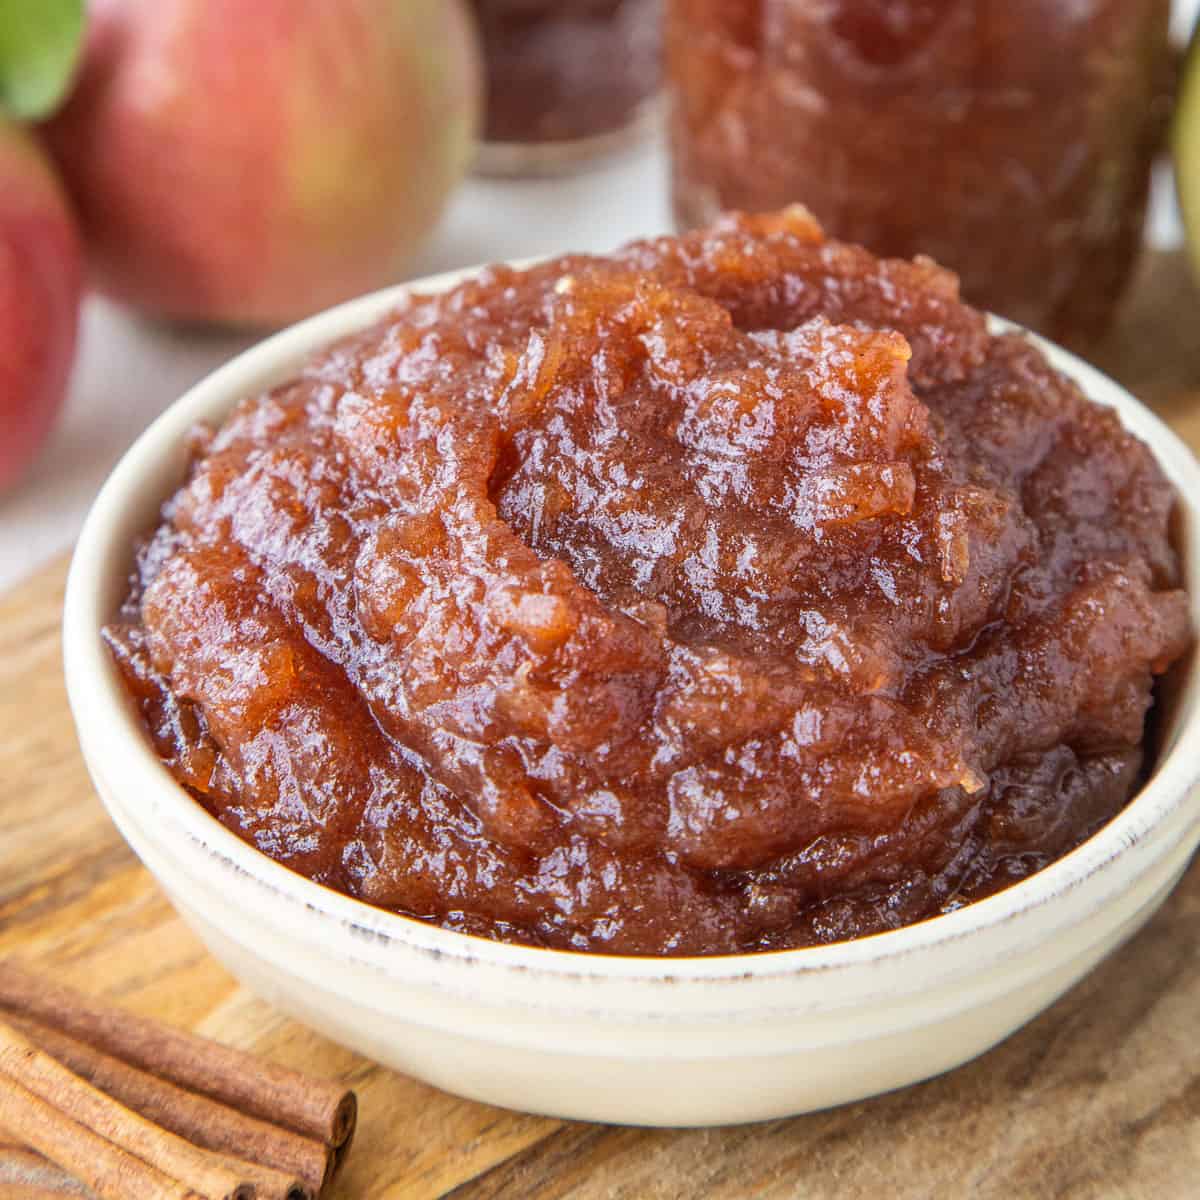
left=471, top=0, right=661, bottom=175
left=666, top=0, right=1172, bottom=345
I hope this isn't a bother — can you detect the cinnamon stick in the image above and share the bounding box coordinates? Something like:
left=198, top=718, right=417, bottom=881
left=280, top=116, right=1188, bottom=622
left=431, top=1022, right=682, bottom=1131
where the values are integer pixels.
left=0, top=963, right=355, bottom=1147
left=0, top=1020, right=306, bottom=1200
left=0, top=1072, right=203, bottom=1200
left=8, top=1014, right=331, bottom=1196
left=0, top=1141, right=94, bottom=1196
left=0, top=1187, right=86, bottom=1200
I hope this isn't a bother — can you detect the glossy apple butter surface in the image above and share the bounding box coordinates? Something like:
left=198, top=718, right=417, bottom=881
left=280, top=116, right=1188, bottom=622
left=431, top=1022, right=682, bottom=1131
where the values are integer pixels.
left=106, top=210, right=1191, bottom=955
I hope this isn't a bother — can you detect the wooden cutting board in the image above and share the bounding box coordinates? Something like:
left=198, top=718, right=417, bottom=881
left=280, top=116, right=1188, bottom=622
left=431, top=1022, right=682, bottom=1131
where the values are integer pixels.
left=3, top=252, right=1200, bottom=1200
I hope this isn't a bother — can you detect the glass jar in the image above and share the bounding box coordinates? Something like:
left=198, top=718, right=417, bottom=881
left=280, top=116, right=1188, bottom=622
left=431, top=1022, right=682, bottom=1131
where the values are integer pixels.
left=471, top=0, right=661, bottom=175
left=666, top=0, right=1172, bottom=345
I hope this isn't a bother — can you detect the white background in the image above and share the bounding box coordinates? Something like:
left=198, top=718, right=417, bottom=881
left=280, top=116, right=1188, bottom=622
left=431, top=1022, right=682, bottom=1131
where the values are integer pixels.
left=2, top=0, right=1198, bottom=592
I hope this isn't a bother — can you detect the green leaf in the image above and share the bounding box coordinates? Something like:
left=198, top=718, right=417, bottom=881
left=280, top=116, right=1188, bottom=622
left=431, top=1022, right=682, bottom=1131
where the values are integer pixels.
left=0, top=0, right=85, bottom=120
left=1175, top=32, right=1200, bottom=279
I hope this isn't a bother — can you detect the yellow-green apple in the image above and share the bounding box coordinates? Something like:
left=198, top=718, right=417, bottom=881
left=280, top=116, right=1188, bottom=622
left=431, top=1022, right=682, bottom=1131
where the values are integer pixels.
left=0, top=120, right=81, bottom=492
left=44, top=0, right=482, bottom=326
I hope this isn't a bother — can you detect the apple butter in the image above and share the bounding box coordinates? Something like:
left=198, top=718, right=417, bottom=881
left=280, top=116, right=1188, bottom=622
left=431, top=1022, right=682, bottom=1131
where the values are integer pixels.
left=106, top=209, right=1191, bottom=955
left=667, top=0, right=1172, bottom=346
left=470, top=0, right=660, bottom=174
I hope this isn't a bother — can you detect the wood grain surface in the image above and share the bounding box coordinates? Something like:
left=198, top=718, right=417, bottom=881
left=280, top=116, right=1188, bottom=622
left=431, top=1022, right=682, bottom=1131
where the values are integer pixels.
left=2, top=252, right=1199, bottom=1199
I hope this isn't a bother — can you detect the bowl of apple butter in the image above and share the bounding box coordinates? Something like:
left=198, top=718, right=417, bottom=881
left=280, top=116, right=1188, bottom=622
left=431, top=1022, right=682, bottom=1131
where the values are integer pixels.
left=64, top=209, right=1199, bottom=1125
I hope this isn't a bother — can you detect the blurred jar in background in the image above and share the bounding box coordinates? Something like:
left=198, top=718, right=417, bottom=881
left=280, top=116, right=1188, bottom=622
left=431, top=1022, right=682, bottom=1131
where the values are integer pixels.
left=667, top=0, right=1172, bottom=345
left=471, top=0, right=661, bottom=175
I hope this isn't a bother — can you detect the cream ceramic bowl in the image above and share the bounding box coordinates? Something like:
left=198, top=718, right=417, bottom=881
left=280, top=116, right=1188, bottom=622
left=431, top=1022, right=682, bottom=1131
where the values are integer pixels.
left=63, top=267, right=1200, bottom=1127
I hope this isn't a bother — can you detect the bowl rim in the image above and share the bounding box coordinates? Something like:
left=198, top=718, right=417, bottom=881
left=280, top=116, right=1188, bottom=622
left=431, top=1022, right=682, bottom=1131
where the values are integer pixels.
left=62, top=262, right=1200, bottom=988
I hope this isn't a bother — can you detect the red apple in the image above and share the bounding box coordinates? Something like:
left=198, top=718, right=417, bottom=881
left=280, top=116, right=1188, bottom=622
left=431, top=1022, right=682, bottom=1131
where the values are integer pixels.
left=44, top=0, right=482, bottom=326
left=0, top=120, right=81, bottom=493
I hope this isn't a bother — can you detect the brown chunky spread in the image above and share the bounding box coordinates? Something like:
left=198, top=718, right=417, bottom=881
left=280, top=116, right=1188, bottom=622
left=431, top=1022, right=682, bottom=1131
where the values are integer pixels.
left=106, top=210, right=1191, bottom=955
left=666, top=0, right=1171, bottom=346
